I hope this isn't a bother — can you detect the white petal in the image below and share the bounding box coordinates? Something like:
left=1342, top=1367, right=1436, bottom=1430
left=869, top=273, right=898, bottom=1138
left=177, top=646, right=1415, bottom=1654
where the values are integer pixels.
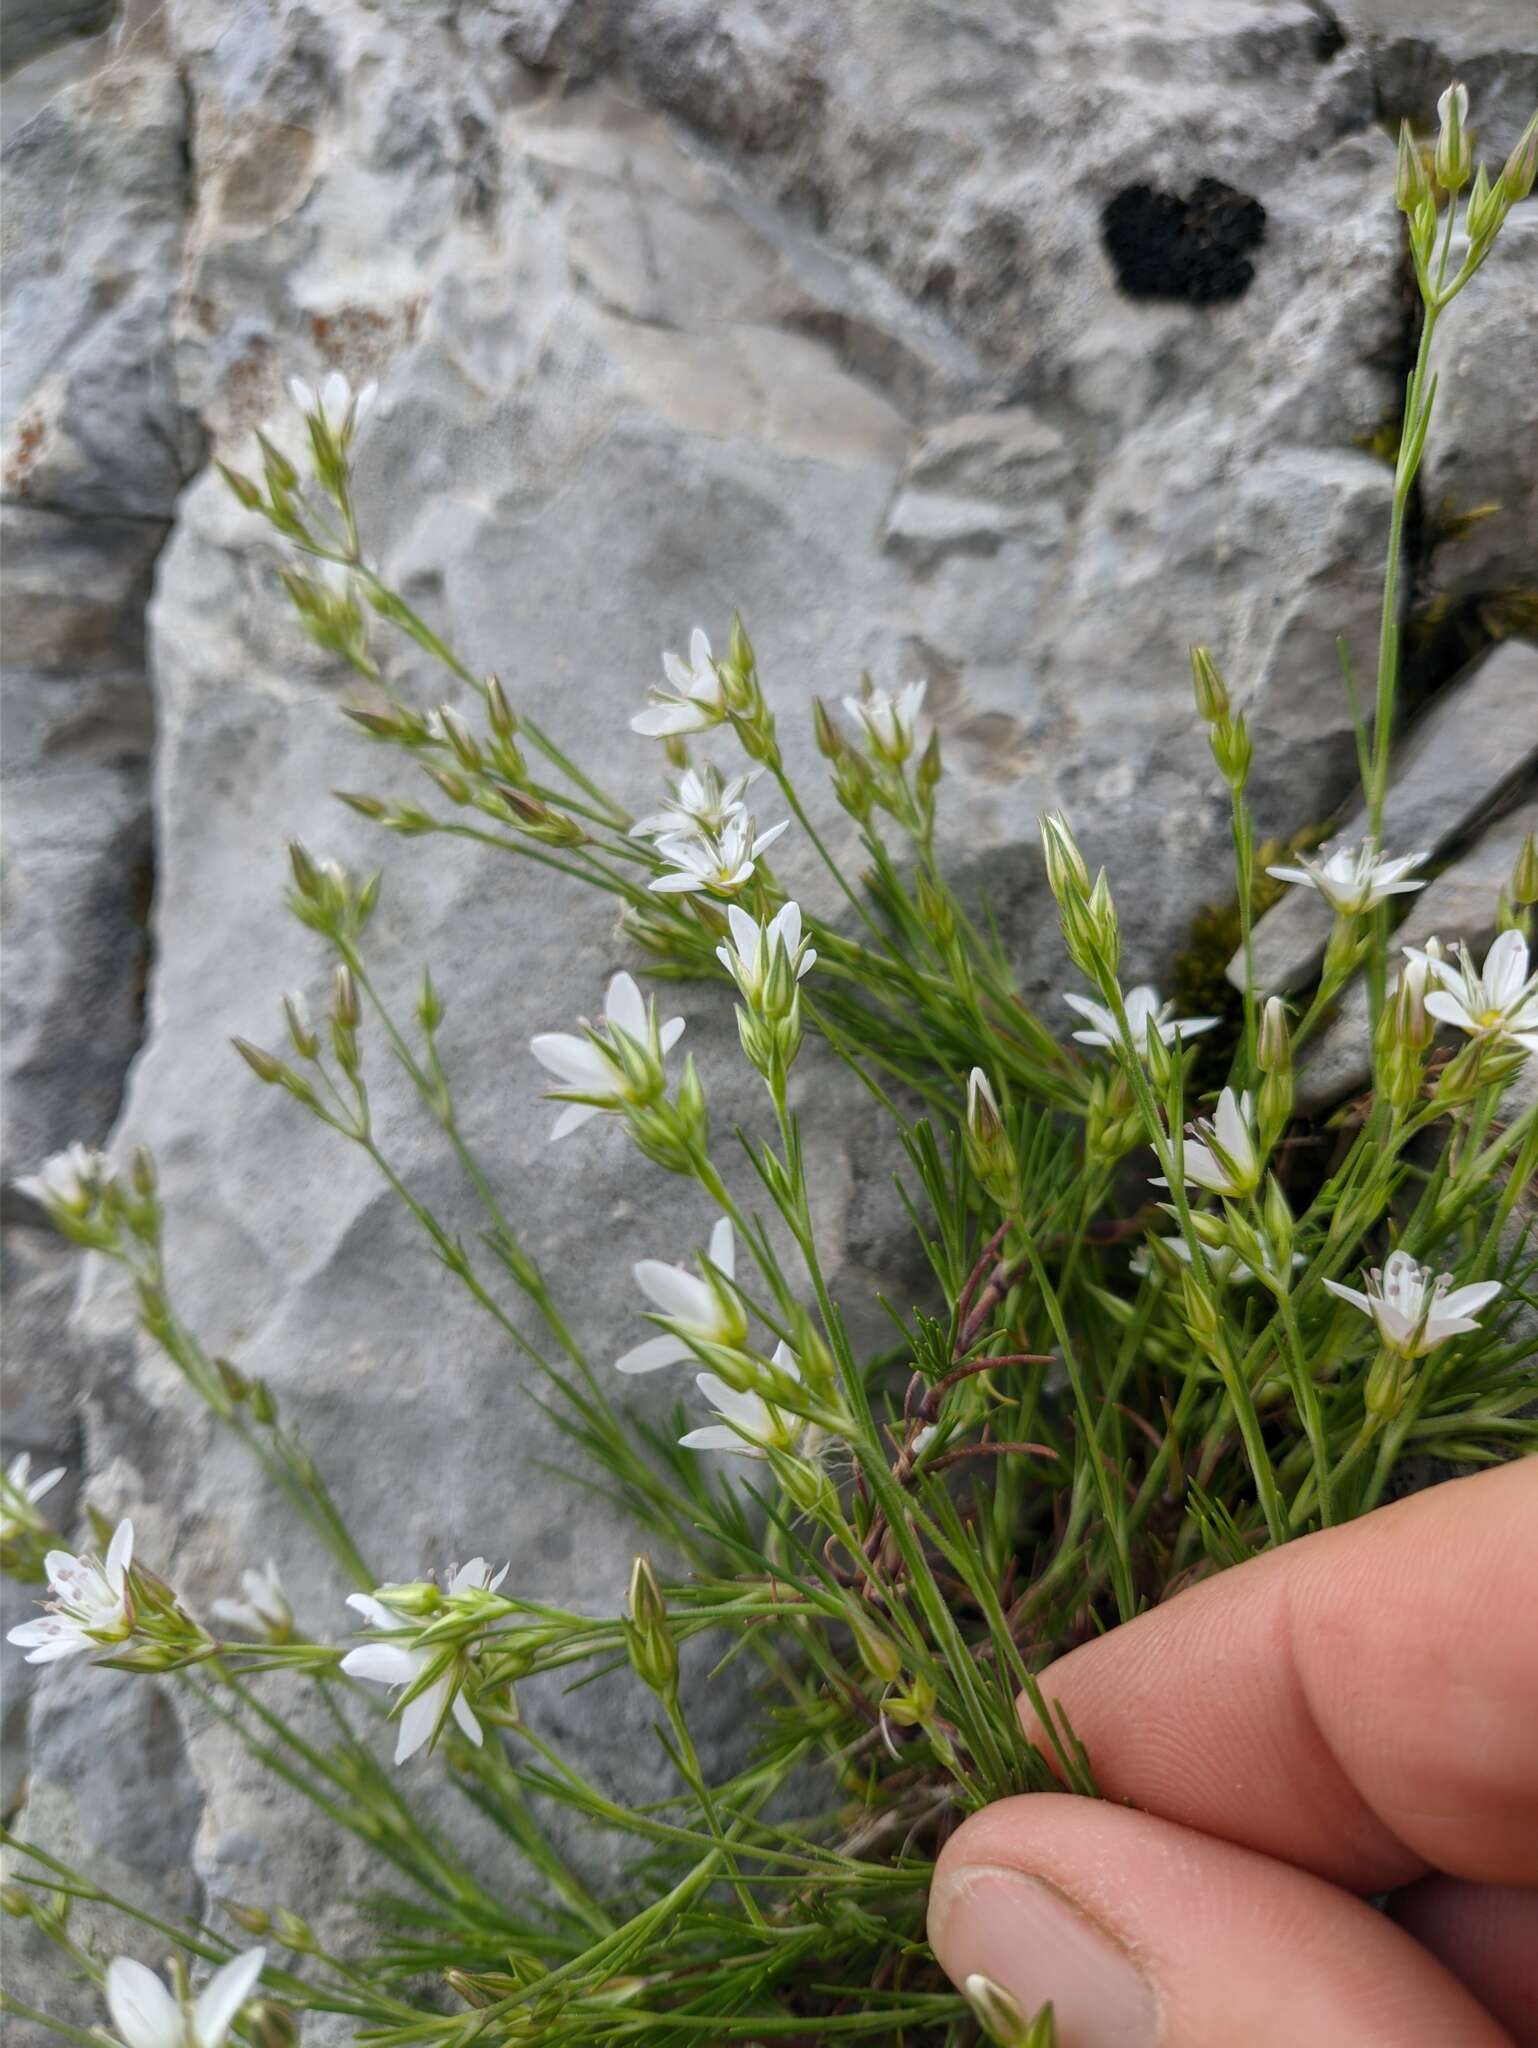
left=320, top=370, right=350, bottom=420
left=1322, top=1278, right=1373, bottom=1316
left=341, top=1643, right=420, bottom=1686
left=193, top=1949, right=266, bottom=2048
left=688, top=627, right=712, bottom=672
left=346, top=1592, right=396, bottom=1629
left=1168, top=1015, right=1219, bottom=1039
left=1435, top=1281, right=1501, bottom=1320
left=632, top=705, right=697, bottom=738
left=1123, top=987, right=1159, bottom=1031
left=726, top=903, right=760, bottom=959
left=769, top=901, right=802, bottom=953
left=106, top=1960, right=184, bottom=2048
left=530, top=1032, right=615, bottom=1086
left=605, top=972, right=648, bottom=1044
left=634, top=1260, right=716, bottom=1324
left=104, top=1519, right=134, bottom=1593
left=679, top=1424, right=754, bottom=1452
left=707, top=1217, right=735, bottom=1283
left=1423, top=992, right=1477, bottom=1034
left=287, top=377, right=316, bottom=415
left=695, top=1372, right=767, bottom=1434
left=1180, top=1145, right=1229, bottom=1193
left=768, top=1340, right=801, bottom=1384
left=753, top=819, right=791, bottom=855
left=1482, top=928, right=1529, bottom=1006
left=451, top=1689, right=483, bottom=1744
left=394, top=1672, right=451, bottom=1763
left=659, top=1015, right=686, bottom=1054
left=649, top=873, right=706, bottom=895
left=614, top=1334, right=692, bottom=1375
left=549, top=1102, right=604, bottom=1141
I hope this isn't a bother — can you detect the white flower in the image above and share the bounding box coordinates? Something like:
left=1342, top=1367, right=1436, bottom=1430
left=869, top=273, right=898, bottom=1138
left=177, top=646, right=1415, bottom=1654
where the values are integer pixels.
left=14, top=1141, right=111, bottom=1212
left=7, top=1519, right=135, bottom=1664
left=211, top=1561, right=292, bottom=1642
left=1438, top=81, right=1470, bottom=131
left=1324, top=1249, right=1501, bottom=1358
left=1152, top=1087, right=1262, bottom=1198
left=1062, top=984, right=1219, bottom=1053
left=631, top=765, right=760, bottom=841
left=842, top=679, right=927, bottom=764
left=615, top=1218, right=745, bottom=1374
left=648, top=813, right=790, bottom=897
left=631, top=628, right=728, bottom=738
left=680, top=1343, right=806, bottom=1457
left=1132, top=1235, right=1303, bottom=1289
left=105, top=1946, right=266, bottom=2048
left=288, top=369, right=378, bottom=440
left=715, top=901, right=816, bottom=1008
left=1404, top=929, right=1538, bottom=1054
left=1265, top=841, right=1427, bottom=916
left=0, top=1453, right=66, bottom=1539
left=530, top=970, right=685, bottom=1140
left=341, top=1559, right=506, bottom=1765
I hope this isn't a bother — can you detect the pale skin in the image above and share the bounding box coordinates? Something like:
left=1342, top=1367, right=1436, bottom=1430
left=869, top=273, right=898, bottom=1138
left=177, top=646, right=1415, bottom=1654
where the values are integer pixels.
left=928, top=1459, right=1538, bottom=2046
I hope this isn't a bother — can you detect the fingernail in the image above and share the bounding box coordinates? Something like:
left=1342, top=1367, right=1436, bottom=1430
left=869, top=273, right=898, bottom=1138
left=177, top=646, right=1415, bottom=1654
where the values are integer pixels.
left=929, top=1862, right=1160, bottom=2047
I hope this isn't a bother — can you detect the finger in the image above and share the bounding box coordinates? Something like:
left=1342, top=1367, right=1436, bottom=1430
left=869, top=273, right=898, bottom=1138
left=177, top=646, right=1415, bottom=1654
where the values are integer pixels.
left=928, top=1794, right=1515, bottom=2048
left=1390, top=1876, right=1538, bottom=2047
left=1023, top=1459, right=1538, bottom=1890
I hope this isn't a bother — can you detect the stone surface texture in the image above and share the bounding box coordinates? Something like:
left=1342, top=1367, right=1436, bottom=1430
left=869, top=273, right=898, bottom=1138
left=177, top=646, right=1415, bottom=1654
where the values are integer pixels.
left=2, top=0, right=1535, bottom=2028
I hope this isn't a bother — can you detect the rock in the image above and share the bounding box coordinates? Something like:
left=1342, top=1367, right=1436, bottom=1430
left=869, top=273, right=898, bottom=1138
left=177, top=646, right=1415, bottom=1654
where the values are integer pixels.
left=1420, top=218, right=1538, bottom=613
left=1232, top=639, right=1538, bottom=995
left=1296, top=795, right=1538, bottom=1112
left=0, top=0, right=114, bottom=77
left=3, top=0, right=1536, bottom=2009
left=1331, top=1, right=1538, bottom=162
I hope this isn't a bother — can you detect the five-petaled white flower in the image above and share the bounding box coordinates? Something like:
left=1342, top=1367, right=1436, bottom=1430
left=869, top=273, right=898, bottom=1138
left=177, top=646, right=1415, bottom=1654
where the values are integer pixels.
left=842, top=679, right=927, bottom=765
left=1152, top=1087, right=1262, bottom=1198
left=1265, top=841, right=1427, bottom=916
left=341, top=1559, right=507, bottom=1765
left=14, top=1142, right=111, bottom=1213
left=1324, top=1249, right=1501, bottom=1358
left=288, top=369, right=378, bottom=440
left=680, top=1343, right=807, bottom=1457
left=615, top=1218, right=746, bottom=1374
left=715, top=901, right=816, bottom=1008
left=649, top=813, right=790, bottom=897
left=530, top=970, right=685, bottom=1141
left=211, top=1561, right=293, bottom=1643
left=1063, top=985, right=1219, bottom=1053
left=631, top=765, right=761, bottom=842
left=0, top=1452, right=66, bottom=1540
left=631, top=628, right=729, bottom=738
left=1403, top=929, right=1538, bottom=1054
left=7, top=1519, right=135, bottom=1663
left=105, top=1946, right=266, bottom=2048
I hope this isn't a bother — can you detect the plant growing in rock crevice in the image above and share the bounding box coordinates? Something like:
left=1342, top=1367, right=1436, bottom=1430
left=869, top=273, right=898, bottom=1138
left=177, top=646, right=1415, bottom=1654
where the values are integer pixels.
left=5, top=86, right=1537, bottom=2048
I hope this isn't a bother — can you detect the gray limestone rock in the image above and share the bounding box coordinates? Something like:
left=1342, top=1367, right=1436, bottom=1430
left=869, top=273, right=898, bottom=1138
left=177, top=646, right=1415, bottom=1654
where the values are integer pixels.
left=2, top=0, right=1535, bottom=2021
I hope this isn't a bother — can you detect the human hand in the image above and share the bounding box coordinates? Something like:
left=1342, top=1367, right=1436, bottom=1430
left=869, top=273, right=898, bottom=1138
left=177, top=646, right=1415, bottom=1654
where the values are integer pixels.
left=928, top=1459, right=1538, bottom=2046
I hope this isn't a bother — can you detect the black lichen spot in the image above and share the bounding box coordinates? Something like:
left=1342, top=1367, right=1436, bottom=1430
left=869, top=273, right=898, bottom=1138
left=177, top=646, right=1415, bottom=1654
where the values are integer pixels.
left=1101, top=178, right=1267, bottom=304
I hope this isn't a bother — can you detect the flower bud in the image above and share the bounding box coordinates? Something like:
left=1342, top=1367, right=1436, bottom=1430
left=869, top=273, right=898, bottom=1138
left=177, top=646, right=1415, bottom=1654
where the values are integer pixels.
left=222, top=1900, right=273, bottom=1936
left=622, top=1555, right=678, bottom=1701
left=377, top=1580, right=444, bottom=1617
left=1463, top=162, right=1499, bottom=241
left=1394, top=120, right=1432, bottom=214
left=1434, top=81, right=1472, bottom=192
left=332, top=964, right=360, bottom=1029
left=916, top=727, right=943, bottom=796
left=1209, top=713, right=1252, bottom=791
left=1263, top=1174, right=1294, bottom=1271
left=218, top=462, right=265, bottom=513
left=1511, top=832, right=1538, bottom=907
left=883, top=1674, right=937, bottom=1727
left=853, top=1622, right=903, bottom=1685
left=1500, top=109, right=1538, bottom=203
left=964, top=1067, right=1019, bottom=1205
left=812, top=697, right=845, bottom=759
left=964, top=1973, right=1054, bottom=2048
left=1189, top=645, right=1230, bottom=723
left=233, top=1038, right=284, bottom=1085
left=1039, top=811, right=1090, bottom=900
left=485, top=674, right=516, bottom=740
left=1257, top=996, right=1291, bottom=1076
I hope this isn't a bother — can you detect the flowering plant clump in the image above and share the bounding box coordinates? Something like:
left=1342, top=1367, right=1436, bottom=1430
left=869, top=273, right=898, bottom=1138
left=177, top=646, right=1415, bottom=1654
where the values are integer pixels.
left=5, top=92, right=1537, bottom=2048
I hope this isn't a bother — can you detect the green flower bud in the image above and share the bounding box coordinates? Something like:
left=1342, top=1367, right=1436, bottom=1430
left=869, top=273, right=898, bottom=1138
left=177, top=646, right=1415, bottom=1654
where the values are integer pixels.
left=1257, top=996, right=1291, bottom=1075
left=1433, top=81, right=1472, bottom=193
left=622, top=1555, right=678, bottom=1702
left=1511, top=832, right=1538, bottom=907
left=1189, top=644, right=1230, bottom=722
left=1394, top=120, right=1432, bottom=214
left=1500, top=109, right=1538, bottom=203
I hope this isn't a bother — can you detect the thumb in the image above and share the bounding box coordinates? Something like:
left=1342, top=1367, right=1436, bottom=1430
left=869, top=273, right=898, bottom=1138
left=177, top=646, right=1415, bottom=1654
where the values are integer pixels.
left=927, top=1795, right=1514, bottom=2047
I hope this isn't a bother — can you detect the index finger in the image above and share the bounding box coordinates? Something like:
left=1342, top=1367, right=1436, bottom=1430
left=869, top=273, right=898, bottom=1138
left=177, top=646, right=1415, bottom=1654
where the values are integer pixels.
left=1024, top=1458, right=1538, bottom=1890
